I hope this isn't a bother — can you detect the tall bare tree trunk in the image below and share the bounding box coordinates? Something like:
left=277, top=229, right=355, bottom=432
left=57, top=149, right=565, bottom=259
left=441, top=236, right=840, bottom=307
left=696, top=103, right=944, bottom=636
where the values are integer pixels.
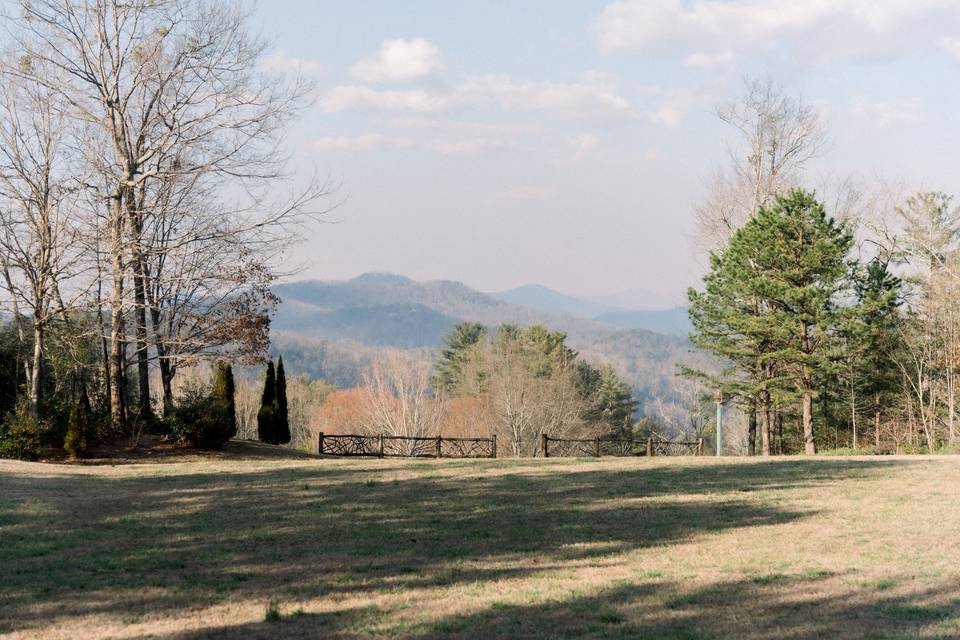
left=29, top=321, right=42, bottom=416
left=127, top=190, right=152, bottom=420
left=109, top=193, right=126, bottom=432
left=802, top=391, right=816, bottom=454
left=851, top=381, right=858, bottom=449
left=748, top=400, right=757, bottom=456
left=759, top=394, right=772, bottom=456
left=874, top=393, right=881, bottom=449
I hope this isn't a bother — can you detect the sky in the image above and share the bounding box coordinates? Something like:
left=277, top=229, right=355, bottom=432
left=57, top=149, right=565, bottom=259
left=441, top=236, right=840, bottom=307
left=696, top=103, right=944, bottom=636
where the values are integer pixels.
left=254, top=0, right=960, bottom=303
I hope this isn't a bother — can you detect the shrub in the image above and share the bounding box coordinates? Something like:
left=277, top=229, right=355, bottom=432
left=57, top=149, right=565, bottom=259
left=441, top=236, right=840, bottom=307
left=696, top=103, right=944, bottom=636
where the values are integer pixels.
left=213, top=362, right=236, bottom=440
left=169, top=385, right=233, bottom=450
left=63, top=391, right=91, bottom=459
left=274, top=356, right=290, bottom=445
left=0, top=400, right=57, bottom=461
left=257, top=361, right=277, bottom=443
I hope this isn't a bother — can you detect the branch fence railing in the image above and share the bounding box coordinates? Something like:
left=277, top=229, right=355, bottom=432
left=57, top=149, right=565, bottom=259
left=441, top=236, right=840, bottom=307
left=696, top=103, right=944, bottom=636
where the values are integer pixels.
left=317, top=432, right=704, bottom=459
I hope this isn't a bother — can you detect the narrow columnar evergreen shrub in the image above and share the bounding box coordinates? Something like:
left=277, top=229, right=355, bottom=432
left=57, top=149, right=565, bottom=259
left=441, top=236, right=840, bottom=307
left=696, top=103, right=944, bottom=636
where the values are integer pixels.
left=213, top=362, right=237, bottom=440
left=63, top=387, right=91, bottom=459
left=257, top=360, right=277, bottom=444
left=274, top=356, right=290, bottom=445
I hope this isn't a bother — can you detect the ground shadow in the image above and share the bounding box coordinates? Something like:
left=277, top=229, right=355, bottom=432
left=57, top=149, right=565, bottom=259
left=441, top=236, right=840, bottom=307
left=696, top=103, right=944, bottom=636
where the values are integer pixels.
left=164, top=572, right=960, bottom=639
left=0, top=456, right=933, bottom=636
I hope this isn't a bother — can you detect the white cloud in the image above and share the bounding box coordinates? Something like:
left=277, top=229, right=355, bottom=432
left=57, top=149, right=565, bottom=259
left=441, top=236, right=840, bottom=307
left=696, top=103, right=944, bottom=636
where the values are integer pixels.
left=321, top=75, right=633, bottom=119
left=458, top=74, right=631, bottom=116
left=573, top=133, right=600, bottom=152
left=350, top=38, right=444, bottom=83
left=429, top=138, right=511, bottom=155
left=646, top=105, right=684, bottom=127
left=321, top=86, right=458, bottom=113
left=849, top=97, right=923, bottom=129
left=261, top=50, right=324, bottom=76
left=312, top=133, right=413, bottom=152
left=496, top=186, right=556, bottom=200
left=941, top=36, right=960, bottom=61
left=592, top=0, right=960, bottom=65
left=684, top=51, right=735, bottom=67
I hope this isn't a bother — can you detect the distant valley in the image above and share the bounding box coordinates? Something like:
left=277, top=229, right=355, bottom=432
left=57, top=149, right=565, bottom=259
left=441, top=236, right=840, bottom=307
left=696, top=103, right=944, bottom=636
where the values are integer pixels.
left=270, top=273, right=703, bottom=417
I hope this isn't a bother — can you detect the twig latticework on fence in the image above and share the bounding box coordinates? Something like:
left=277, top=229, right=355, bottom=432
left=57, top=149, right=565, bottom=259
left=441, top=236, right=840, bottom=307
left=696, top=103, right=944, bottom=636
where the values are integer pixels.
left=318, top=433, right=497, bottom=458
left=541, top=434, right=704, bottom=458
left=317, top=432, right=703, bottom=458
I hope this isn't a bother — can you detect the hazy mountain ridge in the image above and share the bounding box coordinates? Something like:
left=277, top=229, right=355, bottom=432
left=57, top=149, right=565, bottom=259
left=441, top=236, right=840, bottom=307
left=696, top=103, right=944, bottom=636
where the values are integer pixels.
left=489, top=283, right=690, bottom=335
left=271, top=274, right=700, bottom=413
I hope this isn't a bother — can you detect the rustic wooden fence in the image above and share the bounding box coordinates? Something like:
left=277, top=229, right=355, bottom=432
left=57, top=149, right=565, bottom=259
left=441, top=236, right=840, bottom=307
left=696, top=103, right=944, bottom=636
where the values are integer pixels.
left=318, top=433, right=497, bottom=458
left=317, top=432, right=703, bottom=459
left=540, top=434, right=704, bottom=458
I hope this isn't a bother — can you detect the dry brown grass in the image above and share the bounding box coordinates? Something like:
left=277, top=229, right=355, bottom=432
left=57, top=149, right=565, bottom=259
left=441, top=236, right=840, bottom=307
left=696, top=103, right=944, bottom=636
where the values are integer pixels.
left=2, top=445, right=960, bottom=639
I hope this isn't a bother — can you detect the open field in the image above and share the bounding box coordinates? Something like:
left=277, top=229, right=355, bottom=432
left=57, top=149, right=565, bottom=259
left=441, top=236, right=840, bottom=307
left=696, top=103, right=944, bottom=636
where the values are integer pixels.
left=3, top=446, right=960, bottom=639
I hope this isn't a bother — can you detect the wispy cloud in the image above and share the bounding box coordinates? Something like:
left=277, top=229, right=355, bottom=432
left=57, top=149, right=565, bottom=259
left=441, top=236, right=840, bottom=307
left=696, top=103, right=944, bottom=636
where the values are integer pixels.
left=321, top=74, right=634, bottom=119
left=261, top=50, right=324, bottom=76
left=321, top=86, right=458, bottom=113
left=312, top=133, right=413, bottom=152
left=592, top=0, right=960, bottom=66
left=349, top=38, right=444, bottom=83
left=849, top=97, right=924, bottom=129
left=429, top=137, right=512, bottom=155
left=496, top=186, right=556, bottom=200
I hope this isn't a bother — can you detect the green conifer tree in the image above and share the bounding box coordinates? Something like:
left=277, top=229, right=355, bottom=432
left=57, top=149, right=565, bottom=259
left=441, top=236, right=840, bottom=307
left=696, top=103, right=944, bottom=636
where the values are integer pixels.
left=214, top=362, right=237, bottom=440
left=433, top=322, right=486, bottom=393
left=274, top=356, right=290, bottom=445
left=688, top=189, right=856, bottom=454
left=257, top=360, right=277, bottom=444
left=64, top=383, right=91, bottom=459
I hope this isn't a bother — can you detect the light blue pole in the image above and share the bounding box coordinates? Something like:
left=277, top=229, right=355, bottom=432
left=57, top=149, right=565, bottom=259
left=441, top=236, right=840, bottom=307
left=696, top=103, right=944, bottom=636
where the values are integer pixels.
left=716, top=393, right=723, bottom=457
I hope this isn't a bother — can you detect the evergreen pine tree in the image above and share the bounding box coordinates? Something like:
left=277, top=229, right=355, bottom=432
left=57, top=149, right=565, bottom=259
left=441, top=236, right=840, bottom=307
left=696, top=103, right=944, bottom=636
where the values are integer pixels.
left=257, top=360, right=277, bottom=444
left=848, top=258, right=902, bottom=449
left=433, top=323, right=486, bottom=393
left=688, top=189, right=856, bottom=454
left=214, top=362, right=237, bottom=440
left=274, top=356, right=290, bottom=445
left=63, top=382, right=91, bottom=459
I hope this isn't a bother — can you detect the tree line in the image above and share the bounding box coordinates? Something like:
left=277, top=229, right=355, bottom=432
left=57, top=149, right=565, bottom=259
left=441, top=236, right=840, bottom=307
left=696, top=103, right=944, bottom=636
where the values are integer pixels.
left=316, top=322, right=643, bottom=456
left=688, top=77, right=960, bottom=455
left=0, top=0, right=325, bottom=458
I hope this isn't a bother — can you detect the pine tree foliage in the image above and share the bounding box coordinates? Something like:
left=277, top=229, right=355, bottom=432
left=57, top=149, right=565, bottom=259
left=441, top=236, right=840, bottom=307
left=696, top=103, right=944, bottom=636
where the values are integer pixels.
left=688, top=189, right=860, bottom=454
left=274, top=356, right=290, bottom=445
left=257, top=360, right=277, bottom=444
left=433, top=322, right=486, bottom=393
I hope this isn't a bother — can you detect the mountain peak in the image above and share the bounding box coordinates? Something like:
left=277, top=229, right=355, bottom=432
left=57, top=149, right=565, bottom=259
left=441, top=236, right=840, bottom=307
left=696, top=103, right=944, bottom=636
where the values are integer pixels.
left=349, top=272, right=413, bottom=285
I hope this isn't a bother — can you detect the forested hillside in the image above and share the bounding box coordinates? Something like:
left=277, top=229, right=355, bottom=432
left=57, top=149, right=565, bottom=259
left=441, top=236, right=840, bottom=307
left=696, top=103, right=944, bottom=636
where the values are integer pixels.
left=271, top=274, right=701, bottom=422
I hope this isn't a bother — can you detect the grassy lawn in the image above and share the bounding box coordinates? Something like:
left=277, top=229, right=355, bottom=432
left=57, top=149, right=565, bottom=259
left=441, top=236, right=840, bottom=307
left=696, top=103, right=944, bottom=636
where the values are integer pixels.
left=3, top=445, right=960, bottom=639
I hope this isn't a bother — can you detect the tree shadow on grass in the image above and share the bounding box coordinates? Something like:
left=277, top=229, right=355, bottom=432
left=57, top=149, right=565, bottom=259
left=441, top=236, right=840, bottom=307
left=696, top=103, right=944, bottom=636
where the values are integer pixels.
left=0, top=457, right=928, bottom=636
left=165, top=573, right=960, bottom=640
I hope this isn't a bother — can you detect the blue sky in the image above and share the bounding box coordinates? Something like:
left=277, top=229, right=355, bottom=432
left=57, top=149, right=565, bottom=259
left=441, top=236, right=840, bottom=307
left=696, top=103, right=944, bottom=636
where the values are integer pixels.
left=255, top=1, right=960, bottom=303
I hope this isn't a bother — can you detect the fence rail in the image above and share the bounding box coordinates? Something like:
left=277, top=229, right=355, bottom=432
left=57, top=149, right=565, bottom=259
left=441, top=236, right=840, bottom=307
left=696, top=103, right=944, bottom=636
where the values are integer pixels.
left=318, top=433, right=497, bottom=458
left=541, top=434, right=704, bottom=458
left=317, top=432, right=703, bottom=459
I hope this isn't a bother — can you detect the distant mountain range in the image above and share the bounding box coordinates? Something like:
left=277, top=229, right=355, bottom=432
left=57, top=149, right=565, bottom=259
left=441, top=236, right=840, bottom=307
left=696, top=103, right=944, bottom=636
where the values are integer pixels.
left=270, top=274, right=704, bottom=415
left=489, top=283, right=690, bottom=336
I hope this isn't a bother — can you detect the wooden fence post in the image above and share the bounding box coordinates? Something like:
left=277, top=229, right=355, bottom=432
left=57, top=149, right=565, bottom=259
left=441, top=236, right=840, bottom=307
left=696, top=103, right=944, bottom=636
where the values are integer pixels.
left=595, top=437, right=601, bottom=458
left=646, top=438, right=653, bottom=457
left=490, top=434, right=497, bottom=459
left=436, top=435, right=442, bottom=458
left=379, top=434, right=384, bottom=458
left=318, top=432, right=324, bottom=456
left=541, top=433, right=549, bottom=458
